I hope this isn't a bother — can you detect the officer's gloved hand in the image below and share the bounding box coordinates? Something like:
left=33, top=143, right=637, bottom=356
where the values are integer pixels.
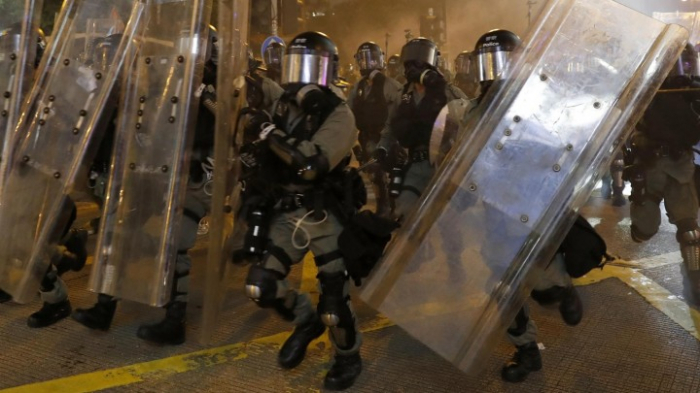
left=296, top=85, right=327, bottom=114
left=373, top=147, right=388, bottom=163
left=239, top=143, right=260, bottom=169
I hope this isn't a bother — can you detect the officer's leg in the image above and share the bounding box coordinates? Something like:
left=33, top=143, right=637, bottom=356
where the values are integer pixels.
left=502, top=304, right=542, bottom=382
left=137, top=191, right=208, bottom=345
left=393, top=161, right=434, bottom=221
left=310, top=212, right=362, bottom=391
left=364, top=140, right=391, bottom=217
left=664, top=170, right=700, bottom=299
left=611, top=152, right=627, bottom=206
left=245, top=210, right=318, bottom=368
left=27, top=266, right=71, bottom=328
left=629, top=163, right=665, bottom=242
left=530, top=253, right=582, bottom=326
left=28, top=198, right=81, bottom=327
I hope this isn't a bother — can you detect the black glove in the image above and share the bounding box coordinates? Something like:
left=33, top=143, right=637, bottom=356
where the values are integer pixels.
left=240, top=142, right=262, bottom=169
left=299, top=88, right=328, bottom=114
left=420, top=69, right=445, bottom=89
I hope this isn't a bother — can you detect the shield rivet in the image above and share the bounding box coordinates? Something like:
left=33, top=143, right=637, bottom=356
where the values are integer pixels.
left=513, top=115, right=522, bottom=123
left=496, top=142, right=503, bottom=150
left=49, top=95, right=55, bottom=102
left=171, top=96, right=178, bottom=103
left=553, top=164, right=561, bottom=172
left=520, top=215, right=529, bottom=223
left=161, top=165, right=169, bottom=173
left=1, top=110, right=7, bottom=117
left=22, top=155, right=29, bottom=162
left=53, top=172, right=61, bottom=179
left=72, top=128, right=79, bottom=135
left=168, top=116, right=176, bottom=123
left=468, top=183, right=477, bottom=192
left=43, top=107, right=50, bottom=114
left=79, top=110, right=87, bottom=116
left=3, top=91, right=10, bottom=98
left=593, top=102, right=601, bottom=109
left=129, top=163, right=136, bottom=170
left=38, top=119, right=45, bottom=125
left=63, top=59, right=70, bottom=66
left=139, top=96, right=146, bottom=103
left=504, top=129, right=512, bottom=136
left=9, top=53, right=16, bottom=61
left=95, top=72, right=102, bottom=80
left=177, top=55, right=184, bottom=63
left=540, top=74, right=548, bottom=81
left=145, top=57, right=151, bottom=64
left=566, top=144, right=573, bottom=151
left=135, top=123, right=141, bottom=129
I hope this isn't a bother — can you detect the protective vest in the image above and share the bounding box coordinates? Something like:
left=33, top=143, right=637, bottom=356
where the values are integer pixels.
left=352, top=74, right=388, bottom=141
left=391, top=82, right=447, bottom=150
left=639, top=88, right=700, bottom=147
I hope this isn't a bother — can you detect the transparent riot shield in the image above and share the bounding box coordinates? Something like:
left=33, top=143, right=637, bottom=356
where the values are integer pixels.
left=198, top=0, right=249, bottom=344
left=89, top=0, right=212, bottom=307
left=429, top=99, right=472, bottom=168
left=0, top=0, right=44, bottom=171
left=0, top=0, right=145, bottom=303
left=653, top=12, right=700, bottom=46
left=361, top=0, right=688, bottom=374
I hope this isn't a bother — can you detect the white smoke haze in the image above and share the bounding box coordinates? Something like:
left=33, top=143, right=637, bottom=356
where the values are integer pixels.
left=313, top=0, right=700, bottom=70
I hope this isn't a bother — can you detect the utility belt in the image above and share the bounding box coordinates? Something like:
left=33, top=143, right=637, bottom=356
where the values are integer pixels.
left=279, top=191, right=311, bottom=212
left=645, top=143, right=689, bottom=160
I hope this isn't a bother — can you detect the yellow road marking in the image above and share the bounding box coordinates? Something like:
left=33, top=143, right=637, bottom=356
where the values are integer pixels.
left=300, top=253, right=318, bottom=295
left=6, top=250, right=698, bottom=393
left=1, top=316, right=393, bottom=393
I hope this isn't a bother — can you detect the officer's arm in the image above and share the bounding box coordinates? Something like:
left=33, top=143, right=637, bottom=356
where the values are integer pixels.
left=377, top=86, right=402, bottom=153
left=447, top=84, right=468, bottom=100
left=267, top=104, right=357, bottom=181
left=346, top=84, right=359, bottom=111
left=262, top=77, right=284, bottom=114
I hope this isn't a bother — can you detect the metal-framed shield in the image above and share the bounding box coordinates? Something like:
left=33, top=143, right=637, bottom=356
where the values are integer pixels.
left=0, top=0, right=146, bottom=303
left=89, top=0, right=213, bottom=307
left=198, top=0, right=249, bottom=344
left=429, top=98, right=473, bottom=168
left=0, top=0, right=44, bottom=173
left=361, top=0, right=688, bottom=374
left=653, top=11, right=700, bottom=45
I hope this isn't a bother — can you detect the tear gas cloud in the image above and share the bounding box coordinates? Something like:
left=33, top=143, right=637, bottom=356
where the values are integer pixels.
left=315, top=0, right=700, bottom=70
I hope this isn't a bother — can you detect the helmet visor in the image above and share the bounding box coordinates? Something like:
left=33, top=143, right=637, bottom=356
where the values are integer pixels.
left=400, top=44, right=438, bottom=67
left=282, top=52, right=332, bottom=86
left=356, top=47, right=384, bottom=71
left=455, top=55, right=473, bottom=75
left=477, top=50, right=509, bottom=82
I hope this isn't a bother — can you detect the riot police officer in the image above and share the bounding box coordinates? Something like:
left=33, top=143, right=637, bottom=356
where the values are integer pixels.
left=386, top=54, right=405, bottom=84
left=627, top=44, right=700, bottom=300
left=454, top=50, right=479, bottom=99
left=463, top=29, right=586, bottom=383
left=347, top=41, right=402, bottom=217
left=71, top=27, right=221, bottom=345
left=243, top=31, right=363, bottom=391
left=262, top=38, right=284, bottom=84
left=375, top=37, right=467, bottom=220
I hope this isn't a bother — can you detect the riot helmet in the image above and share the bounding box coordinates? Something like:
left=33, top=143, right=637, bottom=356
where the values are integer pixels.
left=454, top=51, right=474, bottom=76
left=474, top=29, right=521, bottom=84
left=263, top=41, right=285, bottom=68
left=282, top=31, right=338, bottom=87
left=355, top=41, right=385, bottom=77
left=665, top=43, right=700, bottom=88
left=400, top=37, right=439, bottom=69
left=386, top=54, right=401, bottom=79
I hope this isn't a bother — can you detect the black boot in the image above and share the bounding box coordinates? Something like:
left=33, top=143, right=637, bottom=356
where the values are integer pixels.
left=278, top=316, right=326, bottom=369
left=27, top=299, right=72, bottom=328
left=530, top=286, right=565, bottom=306
left=324, top=352, right=362, bottom=391
left=0, top=289, right=11, bottom=303
left=72, top=294, right=117, bottom=331
left=136, top=301, right=186, bottom=345
left=559, top=285, right=583, bottom=326
left=501, top=342, right=542, bottom=383
left=55, top=229, right=88, bottom=275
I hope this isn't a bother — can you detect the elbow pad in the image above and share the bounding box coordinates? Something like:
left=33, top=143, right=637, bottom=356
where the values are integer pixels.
left=268, top=132, right=330, bottom=181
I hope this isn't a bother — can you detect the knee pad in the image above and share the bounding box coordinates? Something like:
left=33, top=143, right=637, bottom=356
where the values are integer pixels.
left=631, top=224, right=656, bottom=243
left=317, top=271, right=357, bottom=350
left=678, top=228, right=700, bottom=271
left=245, top=264, right=282, bottom=307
